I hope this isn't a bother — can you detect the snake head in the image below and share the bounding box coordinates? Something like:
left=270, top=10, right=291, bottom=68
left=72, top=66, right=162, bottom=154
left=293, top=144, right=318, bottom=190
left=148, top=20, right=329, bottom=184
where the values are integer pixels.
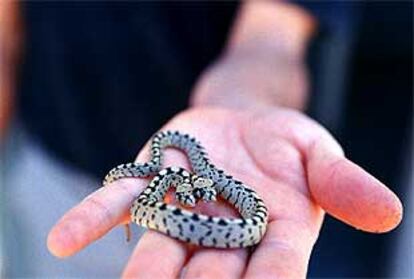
left=192, top=176, right=217, bottom=202
left=175, top=183, right=196, bottom=207
left=192, top=177, right=214, bottom=188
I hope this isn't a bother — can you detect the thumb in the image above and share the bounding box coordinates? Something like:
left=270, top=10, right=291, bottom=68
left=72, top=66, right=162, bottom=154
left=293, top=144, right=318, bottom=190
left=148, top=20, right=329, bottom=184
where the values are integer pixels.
left=307, top=136, right=403, bottom=233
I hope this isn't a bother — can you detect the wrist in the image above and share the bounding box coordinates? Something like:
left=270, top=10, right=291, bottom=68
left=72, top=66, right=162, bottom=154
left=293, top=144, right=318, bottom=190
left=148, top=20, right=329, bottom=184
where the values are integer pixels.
left=190, top=2, right=314, bottom=111
left=190, top=48, right=309, bottom=111
left=226, top=1, right=316, bottom=61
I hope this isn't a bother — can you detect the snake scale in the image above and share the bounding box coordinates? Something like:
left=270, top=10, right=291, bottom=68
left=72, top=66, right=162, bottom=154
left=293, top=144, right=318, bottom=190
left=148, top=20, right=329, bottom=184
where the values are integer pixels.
left=103, top=131, right=268, bottom=248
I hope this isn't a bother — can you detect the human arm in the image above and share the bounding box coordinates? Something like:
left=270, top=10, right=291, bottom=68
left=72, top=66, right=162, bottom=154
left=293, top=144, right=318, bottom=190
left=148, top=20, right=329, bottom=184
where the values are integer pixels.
left=191, top=1, right=315, bottom=111
left=47, top=2, right=403, bottom=278
left=0, top=1, right=22, bottom=140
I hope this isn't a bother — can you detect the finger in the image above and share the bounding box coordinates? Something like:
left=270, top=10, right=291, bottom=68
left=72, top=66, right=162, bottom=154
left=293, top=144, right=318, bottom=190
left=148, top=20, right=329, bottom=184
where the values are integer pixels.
left=47, top=130, right=191, bottom=258
left=122, top=130, right=195, bottom=278
left=183, top=248, right=248, bottom=279
left=47, top=136, right=155, bottom=257
left=249, top=108, right=403, bottom=233
left=180, top=179, right=248, bottom=279
left=307, top=138, right=403, bottom=232
left=47, top=177, right=145, bottom=257
left=244, top=218, right=321, bottom=279
left=122, top=231, right=188, bottom=279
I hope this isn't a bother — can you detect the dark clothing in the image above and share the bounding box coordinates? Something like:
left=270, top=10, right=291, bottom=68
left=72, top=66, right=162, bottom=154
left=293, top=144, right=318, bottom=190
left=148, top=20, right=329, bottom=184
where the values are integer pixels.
left=18, top=2, right=237, bottom=177
left=17, top=2, right=412, bottom=277
left=309, top=3, right=412, bottom=277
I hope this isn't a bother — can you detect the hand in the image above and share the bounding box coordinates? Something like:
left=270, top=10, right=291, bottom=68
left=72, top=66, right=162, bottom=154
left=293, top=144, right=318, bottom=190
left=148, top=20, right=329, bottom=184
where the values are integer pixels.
left=47, top=106, right=402, bottom=278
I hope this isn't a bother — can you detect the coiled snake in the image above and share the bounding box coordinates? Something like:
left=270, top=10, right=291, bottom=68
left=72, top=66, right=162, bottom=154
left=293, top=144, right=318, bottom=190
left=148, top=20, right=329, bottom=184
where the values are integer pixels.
left=103, top=131, right=268, bottom=248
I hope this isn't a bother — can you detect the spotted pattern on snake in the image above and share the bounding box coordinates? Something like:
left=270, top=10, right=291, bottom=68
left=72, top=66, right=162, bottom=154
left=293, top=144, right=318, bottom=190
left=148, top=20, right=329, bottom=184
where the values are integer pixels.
left=103, top=131, right=268, bottom=248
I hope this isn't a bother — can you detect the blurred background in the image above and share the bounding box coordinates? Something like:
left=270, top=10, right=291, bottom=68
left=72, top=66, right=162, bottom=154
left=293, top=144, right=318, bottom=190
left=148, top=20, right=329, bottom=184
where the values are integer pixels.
left=0, top=1, right=412, bottom=278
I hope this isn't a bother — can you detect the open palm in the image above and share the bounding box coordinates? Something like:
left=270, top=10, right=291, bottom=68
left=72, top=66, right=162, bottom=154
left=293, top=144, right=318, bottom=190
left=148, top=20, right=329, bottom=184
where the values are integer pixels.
left=48, top=107, right=402, bottom=278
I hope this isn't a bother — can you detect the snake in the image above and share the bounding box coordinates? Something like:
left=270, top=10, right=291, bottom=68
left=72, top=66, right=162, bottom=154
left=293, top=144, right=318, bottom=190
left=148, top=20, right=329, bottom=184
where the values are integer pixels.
left=103, top=131, right=268, bottom=248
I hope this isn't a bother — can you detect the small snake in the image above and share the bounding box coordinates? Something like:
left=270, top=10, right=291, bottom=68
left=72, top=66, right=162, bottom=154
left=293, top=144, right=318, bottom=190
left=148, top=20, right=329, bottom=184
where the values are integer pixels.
left=103, top=131, right=268, bottom=248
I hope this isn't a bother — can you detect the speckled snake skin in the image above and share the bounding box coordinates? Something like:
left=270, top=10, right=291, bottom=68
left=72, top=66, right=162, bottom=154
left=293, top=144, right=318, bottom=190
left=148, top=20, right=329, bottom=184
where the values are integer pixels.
left=103, top=131, right=268, bottom=248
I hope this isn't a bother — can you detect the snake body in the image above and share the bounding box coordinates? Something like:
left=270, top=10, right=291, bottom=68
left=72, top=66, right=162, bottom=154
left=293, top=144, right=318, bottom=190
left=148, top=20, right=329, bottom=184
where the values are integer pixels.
left=103, top=131, right=268, bottom=248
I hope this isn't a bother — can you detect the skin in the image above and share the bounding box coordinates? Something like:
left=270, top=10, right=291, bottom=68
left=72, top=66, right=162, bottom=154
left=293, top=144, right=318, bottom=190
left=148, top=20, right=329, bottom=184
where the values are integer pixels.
left=2, top=1, right=403, bottom=278
left=47, top=107, right=402, bottom=279
left=46, top=3, right=403, bottom=276
left=0, top=1, right=22, bottom=140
